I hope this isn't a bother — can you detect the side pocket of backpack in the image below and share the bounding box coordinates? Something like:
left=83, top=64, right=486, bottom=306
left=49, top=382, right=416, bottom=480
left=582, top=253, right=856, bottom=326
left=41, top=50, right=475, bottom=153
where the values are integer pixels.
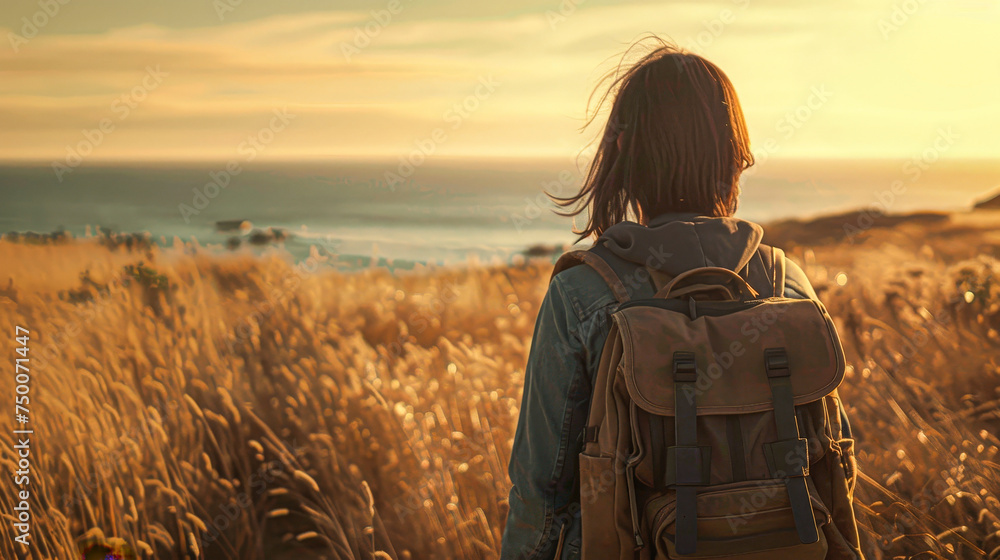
left=578, top=454, right=622, bottom=559
left=813, top=435, right=863, bottom=559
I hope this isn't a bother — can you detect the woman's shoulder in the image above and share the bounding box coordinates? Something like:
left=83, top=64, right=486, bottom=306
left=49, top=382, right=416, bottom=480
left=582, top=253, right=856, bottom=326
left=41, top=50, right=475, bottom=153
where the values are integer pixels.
left=550, top=262, right=620, bottom=321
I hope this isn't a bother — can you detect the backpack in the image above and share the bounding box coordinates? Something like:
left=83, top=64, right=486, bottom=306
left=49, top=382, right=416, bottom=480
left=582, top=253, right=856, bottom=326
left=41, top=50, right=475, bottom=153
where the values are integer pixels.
left=551, top=240, right=863, bottom=559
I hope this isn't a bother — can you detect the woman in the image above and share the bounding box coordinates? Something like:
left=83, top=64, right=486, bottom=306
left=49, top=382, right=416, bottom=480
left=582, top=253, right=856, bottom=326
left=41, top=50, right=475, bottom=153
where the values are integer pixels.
left=499, top=38, right=858, bottom=559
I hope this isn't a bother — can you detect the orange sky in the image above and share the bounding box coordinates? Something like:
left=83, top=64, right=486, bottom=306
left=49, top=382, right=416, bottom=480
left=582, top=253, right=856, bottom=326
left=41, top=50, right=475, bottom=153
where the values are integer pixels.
left=1, top=0, right=998, bottom=162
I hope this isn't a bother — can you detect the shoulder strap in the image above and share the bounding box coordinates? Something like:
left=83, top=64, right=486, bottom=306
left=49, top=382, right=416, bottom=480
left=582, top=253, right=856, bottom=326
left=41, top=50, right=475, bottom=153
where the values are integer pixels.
left=771, top=246, right=786, bottom=297
left=552, top=240, right=786, bottom=302
left=748, top=243, right=786, bottom=298
left=551, top=249, right=631, bottom=303
left=550, top=240, right=655, bottom=303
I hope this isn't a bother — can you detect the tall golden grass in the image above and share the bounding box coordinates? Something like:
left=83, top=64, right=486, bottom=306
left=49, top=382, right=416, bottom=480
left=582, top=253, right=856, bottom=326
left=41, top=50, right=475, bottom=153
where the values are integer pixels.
left=0, top=211, right=997, bottom=559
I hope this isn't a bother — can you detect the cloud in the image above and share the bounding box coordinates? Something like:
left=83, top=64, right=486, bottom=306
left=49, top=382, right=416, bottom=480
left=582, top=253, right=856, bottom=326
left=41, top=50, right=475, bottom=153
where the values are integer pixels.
left=0, top=1, right=997, bottom=161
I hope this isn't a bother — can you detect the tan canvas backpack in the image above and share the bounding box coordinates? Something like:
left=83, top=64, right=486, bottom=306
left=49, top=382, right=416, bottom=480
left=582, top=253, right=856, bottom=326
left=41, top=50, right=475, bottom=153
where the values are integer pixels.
left=551, top=241, right=863, bottom=559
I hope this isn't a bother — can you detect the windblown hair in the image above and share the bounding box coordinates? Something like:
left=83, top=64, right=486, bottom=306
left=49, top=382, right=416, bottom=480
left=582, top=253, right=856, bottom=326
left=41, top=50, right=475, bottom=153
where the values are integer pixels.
left=554, top=36, right=755, bottom=241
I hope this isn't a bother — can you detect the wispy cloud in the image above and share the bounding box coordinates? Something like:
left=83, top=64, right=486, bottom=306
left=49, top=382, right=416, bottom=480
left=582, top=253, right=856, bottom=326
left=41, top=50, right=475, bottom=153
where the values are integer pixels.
left=1, top=1, right=997, bottom=161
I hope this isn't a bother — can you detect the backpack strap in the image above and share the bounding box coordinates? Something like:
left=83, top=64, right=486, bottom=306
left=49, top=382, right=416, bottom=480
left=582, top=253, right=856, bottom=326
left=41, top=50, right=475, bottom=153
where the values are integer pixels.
left=738, top=243, right=787, bottom=298
left=762, top=347, right=820, bottom=545
left=551, top=249, right=631, bottom=303
left=667, top=351, right=711, bottom=555
left=550, top=240, right=656, bottom=303
left=553, top=241, right=787, bottom=301
left=771, top=246, right=786, bottom=297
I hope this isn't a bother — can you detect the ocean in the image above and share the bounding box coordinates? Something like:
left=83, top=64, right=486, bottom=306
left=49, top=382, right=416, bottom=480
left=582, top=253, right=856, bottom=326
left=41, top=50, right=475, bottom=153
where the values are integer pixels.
left=0, top=157, right=996, bottom=268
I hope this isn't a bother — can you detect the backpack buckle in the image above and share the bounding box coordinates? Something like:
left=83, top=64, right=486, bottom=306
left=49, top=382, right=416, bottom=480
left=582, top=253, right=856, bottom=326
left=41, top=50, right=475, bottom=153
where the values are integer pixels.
left=672, top=352, right=697, bottom=382
left=764, top=347, right=790, bottom=378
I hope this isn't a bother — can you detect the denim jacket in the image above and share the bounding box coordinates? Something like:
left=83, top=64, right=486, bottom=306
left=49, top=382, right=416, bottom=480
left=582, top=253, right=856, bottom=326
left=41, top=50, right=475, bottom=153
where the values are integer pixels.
left=499, top=213, right=847, bottom=559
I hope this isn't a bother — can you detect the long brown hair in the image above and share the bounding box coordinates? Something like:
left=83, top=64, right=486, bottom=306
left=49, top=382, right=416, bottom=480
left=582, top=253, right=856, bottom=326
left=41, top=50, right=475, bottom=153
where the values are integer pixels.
left=554, top=36, right=754, bottom=241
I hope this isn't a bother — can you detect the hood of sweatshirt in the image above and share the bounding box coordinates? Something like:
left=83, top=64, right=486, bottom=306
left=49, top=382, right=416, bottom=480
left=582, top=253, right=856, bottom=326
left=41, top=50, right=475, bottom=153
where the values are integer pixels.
left=598, top=212, right=764, bottom=275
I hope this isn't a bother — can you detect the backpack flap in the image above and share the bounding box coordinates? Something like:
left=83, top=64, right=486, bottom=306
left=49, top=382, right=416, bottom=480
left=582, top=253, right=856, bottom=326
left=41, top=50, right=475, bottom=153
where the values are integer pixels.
left=615, top=298, right=845, bottom=416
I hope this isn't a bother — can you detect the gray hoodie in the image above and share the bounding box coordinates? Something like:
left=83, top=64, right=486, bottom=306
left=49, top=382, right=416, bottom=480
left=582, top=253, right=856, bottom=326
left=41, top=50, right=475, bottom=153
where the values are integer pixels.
left=592, top=211, right=816, bottom=300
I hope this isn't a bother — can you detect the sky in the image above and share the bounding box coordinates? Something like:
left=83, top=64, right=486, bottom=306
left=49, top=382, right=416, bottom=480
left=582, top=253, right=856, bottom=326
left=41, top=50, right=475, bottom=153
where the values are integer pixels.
left=1, top=0, right=998, bottom=162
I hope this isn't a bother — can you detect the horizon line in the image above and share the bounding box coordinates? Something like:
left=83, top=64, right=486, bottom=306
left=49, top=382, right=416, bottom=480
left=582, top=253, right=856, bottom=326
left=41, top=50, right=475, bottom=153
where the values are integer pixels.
left=1, top=155, right=998, bottom=166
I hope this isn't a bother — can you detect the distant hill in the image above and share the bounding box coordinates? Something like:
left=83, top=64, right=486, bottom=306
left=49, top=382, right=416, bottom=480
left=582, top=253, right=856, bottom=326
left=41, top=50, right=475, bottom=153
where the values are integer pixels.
left=974, top=188, right=1000, bottom=210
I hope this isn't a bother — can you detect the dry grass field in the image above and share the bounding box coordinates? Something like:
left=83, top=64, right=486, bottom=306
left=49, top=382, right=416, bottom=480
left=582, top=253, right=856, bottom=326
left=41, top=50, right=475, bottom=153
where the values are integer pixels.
left=0, top=210, right=998, bottom=559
